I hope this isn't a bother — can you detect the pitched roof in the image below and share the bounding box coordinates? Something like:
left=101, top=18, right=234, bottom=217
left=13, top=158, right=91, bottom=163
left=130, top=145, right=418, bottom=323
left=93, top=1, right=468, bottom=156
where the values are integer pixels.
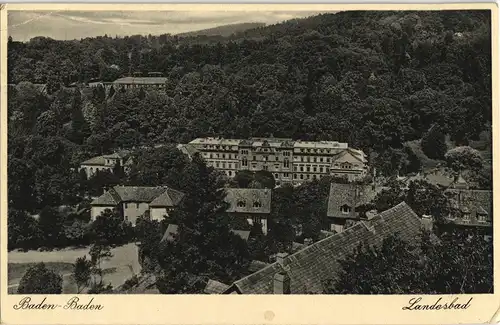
left=149, top=188, right=185, bottom=207
left=90, top=186, right=184, bottom=206
left=81, top=156, right=106, bottom=166
left=224, top=188, right=272, bottom=214
left=113, top=77, right=168, bottom=84
left=90, top=188, right=122, bottom=206
left=327, top=183, right=378, bottom=218
left=113, top=186, right=171, bottom=203
left=445, top=188, right=493, bottom=224
left=204, top=280, right=230, bottom=294
left=177, top=144, right=199, bottom=158
left=226, top=202, right=423, bottom=294
left=230, top=230, right=251, bottom=241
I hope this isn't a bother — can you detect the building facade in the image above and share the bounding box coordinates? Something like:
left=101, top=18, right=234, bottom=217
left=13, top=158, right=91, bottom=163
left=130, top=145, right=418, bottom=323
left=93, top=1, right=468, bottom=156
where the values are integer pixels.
left=80, top=150, right=132, bottom=178
left=90, top=185, right=185, bottom=225
left=224, top=188, right=272, bottom=235
left=185, top=137, right=368, bottom=185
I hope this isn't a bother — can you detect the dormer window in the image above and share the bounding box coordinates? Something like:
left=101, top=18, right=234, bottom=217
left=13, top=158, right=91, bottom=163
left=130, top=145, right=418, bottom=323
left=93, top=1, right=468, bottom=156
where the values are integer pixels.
left=341, top=205, right=352, bottom=214
left=477, top=212, right=487, bottom=223
left=237, top=200, right=246, bottom=208
left=462, top=212, right=471, bottom=222
left=253, top=201, right=262, bottom=208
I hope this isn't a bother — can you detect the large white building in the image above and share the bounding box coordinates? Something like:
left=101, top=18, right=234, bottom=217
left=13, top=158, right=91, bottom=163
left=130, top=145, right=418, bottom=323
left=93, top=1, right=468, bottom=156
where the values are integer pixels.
left=181, top=137, right=368, bottom=185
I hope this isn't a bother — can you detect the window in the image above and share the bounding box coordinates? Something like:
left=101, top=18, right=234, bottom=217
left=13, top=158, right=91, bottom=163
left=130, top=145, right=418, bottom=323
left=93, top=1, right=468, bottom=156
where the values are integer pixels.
left=320, top=167, right=324, bottom=173
left=253, top=201, right=262, bottom=208
left=216, top=154, right=220, bottom=158
left=306, top=157, right=311, bottom=162
left=263, top=165, right=268, bottom=171
left=216, top=162, right=220, bottom=168
left=242, top=158, right=248, bottom=167
left=300, top=174, right=304, bottom=179
left=294, top=174, right=297, bottom=179
left=124, top=203, right=128, bottom=208
left=136, top=203, right=140, bottom=209
left=307, top=166, right=310, bottom=172
left=275, top=156, right=279, bottom=161
left=252, top=216, right=260, bottom=224
left=284, top=173, right=289, bottom=178
left=210, top=153, right=213, bottom=159
left=274, top=173, right=279, bottom=179
left=294, top=166, right=297, bottom=171
left=222, top=163, right=226, bottom=168
left=253, top=156, right=257, bottom=161
left=478, top=213, right=487, bottom=223
left=341, top=205, right=352, bottom=214
left=462, top=212, right=471, bottom=222
left=313, top=157, right=317, bottom=162
left=237, top=200, right=246, bottom=208
left=284, top=159, right=290, bottom=168
left=306, top=174, right=310, bottom=179
left=300, top=166, right=304, bottom=172
left=222, top=154, right=225, bottom=159
left=228, top=171, right=232, bottom=176
left=313, top=167, right=317, bottom=172
left=320, top=157, right=323, bottom=162
left=228, top=163, right=232, bottom=169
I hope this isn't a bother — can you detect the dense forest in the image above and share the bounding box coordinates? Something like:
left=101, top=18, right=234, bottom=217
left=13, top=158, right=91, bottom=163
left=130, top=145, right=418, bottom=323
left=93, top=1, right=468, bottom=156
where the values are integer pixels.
left=8, top=10, right=492, bottom=208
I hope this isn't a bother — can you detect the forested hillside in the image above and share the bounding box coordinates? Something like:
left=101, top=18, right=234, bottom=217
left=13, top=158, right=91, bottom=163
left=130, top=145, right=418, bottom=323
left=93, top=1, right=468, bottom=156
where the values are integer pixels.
left=8, top=10, right=492, bottom=211
left=176, top=22, right=267, bottom=38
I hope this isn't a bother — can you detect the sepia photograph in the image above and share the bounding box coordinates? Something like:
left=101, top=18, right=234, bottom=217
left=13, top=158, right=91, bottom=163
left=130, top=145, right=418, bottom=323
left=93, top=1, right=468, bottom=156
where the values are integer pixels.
left=5, top=7, right=493, bottom=298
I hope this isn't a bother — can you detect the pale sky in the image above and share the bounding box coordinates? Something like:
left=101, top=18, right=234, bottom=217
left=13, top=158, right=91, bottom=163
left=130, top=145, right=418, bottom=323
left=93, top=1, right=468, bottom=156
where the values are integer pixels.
left=8, top=10, right=325, bottom=41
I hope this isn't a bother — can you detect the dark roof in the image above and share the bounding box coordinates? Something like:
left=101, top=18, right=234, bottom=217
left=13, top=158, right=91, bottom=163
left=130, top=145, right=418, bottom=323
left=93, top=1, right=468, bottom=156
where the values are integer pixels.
left=225, top=202, right=423, bottom=294
left=204, top=280, right=230, bottom=294
left=90, top=186, right=184, bottom=206
left=225, top=188, right=272, bottom=214
left=113, top=77, right=168, bottom=84
left=327, top=183, right=378, bottom=219
left=90, top=188, right=122, bottom=206
left=81, top=156, right=106, bottom=166
left=445, top=189, right=493, bottom=225
left=149, top=188, right=185, bottom=207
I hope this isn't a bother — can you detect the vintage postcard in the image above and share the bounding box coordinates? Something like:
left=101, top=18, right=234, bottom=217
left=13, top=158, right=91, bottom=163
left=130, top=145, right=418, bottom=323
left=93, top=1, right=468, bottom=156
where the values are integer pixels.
left=0, top=3, right=498, bottom=325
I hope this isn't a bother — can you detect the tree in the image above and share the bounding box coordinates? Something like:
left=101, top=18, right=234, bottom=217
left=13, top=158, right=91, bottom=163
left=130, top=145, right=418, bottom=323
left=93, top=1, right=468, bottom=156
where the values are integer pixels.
left=445, top=146, right=483, bottom=173
left=38, top=206, right=66, bottom=247
left=8, top=209, right=41, bottom=250
left=73, top=256, right=92, bottom=293
left=87, top=243, right=114, bottom=293
left=421, top=124, right=447, bottom=159
left=17, top=262, right=63, bottom=294
left=89, top=209, right=130, bottom=246
left=406, top=179, right=450, bottom=219
left=254, top=170, right=276, bottom=189
left=64, top=219, right=90, bottom=246
left=324, top=235, right=423, bottom=294
left=324, top=230, right=493, bottom=294
left=232, top=170, right=254, bottom=188
left=155, top=154, right=250, bottom=293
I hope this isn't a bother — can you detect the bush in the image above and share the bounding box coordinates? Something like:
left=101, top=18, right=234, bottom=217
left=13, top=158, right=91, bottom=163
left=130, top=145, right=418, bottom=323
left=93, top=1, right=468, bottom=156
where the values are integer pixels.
left=17, top=262, right=63, bottom=294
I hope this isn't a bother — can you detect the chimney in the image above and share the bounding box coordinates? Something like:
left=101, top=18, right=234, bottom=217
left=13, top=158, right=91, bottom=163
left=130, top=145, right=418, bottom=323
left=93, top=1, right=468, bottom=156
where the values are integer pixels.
left=304, top=238, right=313, bottom=246
left=273, top=272, right=291, bottom=294
left=275, top=252, right=288, bottom=265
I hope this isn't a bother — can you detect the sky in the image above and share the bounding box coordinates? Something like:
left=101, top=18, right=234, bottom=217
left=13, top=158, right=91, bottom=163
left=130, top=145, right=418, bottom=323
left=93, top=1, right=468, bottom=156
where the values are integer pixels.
left=8, top=10, right=325, bottom=41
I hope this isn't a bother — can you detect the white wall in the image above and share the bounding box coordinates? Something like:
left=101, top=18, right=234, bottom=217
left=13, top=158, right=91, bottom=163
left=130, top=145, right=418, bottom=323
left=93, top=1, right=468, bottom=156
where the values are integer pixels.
left=123, top=202, right=150, bottom=226
left=150, top=207, right=169, bottom=221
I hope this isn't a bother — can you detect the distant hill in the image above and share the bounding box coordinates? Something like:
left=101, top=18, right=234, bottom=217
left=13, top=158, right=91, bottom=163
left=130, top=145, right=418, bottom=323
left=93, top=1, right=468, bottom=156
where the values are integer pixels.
left=176, top=22, right=266, bottom=38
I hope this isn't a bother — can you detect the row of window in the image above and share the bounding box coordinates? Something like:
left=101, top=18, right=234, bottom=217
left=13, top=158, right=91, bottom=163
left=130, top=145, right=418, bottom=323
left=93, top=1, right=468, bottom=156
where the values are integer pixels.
left=236, top=200, right=262, bottom=208
left=294, top=165, right=328, bottom=173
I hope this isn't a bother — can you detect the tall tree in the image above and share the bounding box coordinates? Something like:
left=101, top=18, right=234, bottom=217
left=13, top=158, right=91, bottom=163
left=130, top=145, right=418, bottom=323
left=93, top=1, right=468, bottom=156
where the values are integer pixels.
left=155, top=154, right=250, bottom=293
left=421, top=124, right=447, bottom=159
